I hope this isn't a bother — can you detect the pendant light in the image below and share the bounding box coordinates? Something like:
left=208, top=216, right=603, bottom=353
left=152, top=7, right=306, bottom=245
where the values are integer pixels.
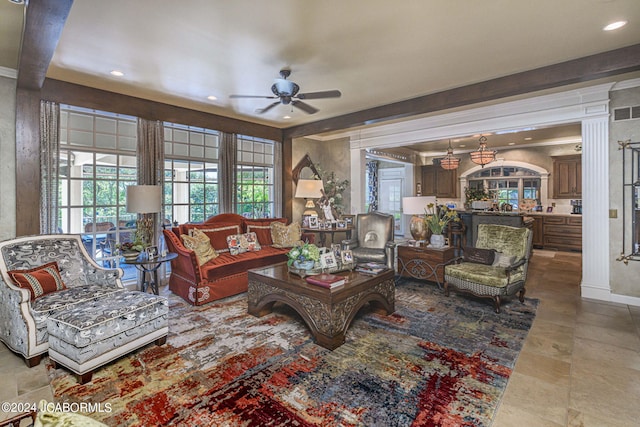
left=469, top=136, right=497, bottom=167
left=440, top=140, right=460, bottom=170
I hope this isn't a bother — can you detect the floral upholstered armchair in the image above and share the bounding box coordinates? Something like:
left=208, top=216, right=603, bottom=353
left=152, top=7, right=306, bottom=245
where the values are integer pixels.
left=0, top=235, right=124, bottom=367
left=444, top=224, right=533, bottom=313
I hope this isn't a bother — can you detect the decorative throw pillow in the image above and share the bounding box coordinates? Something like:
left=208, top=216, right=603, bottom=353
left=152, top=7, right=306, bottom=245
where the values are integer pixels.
left=492, top=252, right=517, bottom=268
left=245, top=218, right=287, bottom=246
left=270, top=222, right=304, bottom=248
left=181, top=228, right=218, bottom=266
left=226, top=232, right=262, bottom=255
left=8, top=261, right=67, bottom=301
left=185, top=224, right=242, bottom=252
left=463, top=246, right=496, bottom=265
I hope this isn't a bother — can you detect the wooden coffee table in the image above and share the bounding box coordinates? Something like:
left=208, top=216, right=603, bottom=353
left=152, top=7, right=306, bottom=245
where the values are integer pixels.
left=248, top=262, right=395, bottom=350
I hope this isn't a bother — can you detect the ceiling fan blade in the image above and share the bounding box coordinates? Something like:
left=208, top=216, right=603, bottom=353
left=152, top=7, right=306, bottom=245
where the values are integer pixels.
left=296, top=90, right=342, bottom=100
left=229, top=94, right=278, bottom=99
left=256, top=102, right=280, bottom=114
left=292, top=100, right=319, bottom=114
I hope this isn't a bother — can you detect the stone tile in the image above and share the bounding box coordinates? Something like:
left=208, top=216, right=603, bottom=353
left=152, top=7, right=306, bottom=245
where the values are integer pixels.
left=500, top=371, right=569, bottom=425
left=567, top=408, right=638, bottom=427
left=513, top=350, right=571, bottom=386
left=576, top=309, right=636, bottom=333
left=573, top=322, right=640, bottom=351
left=572, top=337, right=640, bottom=372
left=493, top=402, right=564, bottom=427
left=521, top=319, right=574, bottom=362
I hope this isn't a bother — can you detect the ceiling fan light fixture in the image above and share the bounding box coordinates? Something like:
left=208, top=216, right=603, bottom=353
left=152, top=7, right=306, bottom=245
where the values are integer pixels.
left=469, top=136, right=497, bottom=168
left=439, top=140, right=460, bottom=170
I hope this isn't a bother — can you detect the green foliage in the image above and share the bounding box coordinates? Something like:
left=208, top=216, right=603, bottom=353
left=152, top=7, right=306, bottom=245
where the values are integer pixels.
left=424, top=204, right=459, bottom=234
left=286, top=243, right=320, bottom=266
left=464, top=186, right=490, bottom=202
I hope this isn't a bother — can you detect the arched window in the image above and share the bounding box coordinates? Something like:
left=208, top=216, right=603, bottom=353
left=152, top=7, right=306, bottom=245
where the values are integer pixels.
left=467, top=166, right=541, bottom=210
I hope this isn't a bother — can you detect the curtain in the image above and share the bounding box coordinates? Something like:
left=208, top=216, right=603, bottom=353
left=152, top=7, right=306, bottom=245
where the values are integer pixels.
left=273, top=140, right=283, bottom=217
left=366, top=160, right=379, bottom=212
left=220, top=131, right=237, bottom=213
left=40, top=101, right=60, bottom=234
left=136, top=118, right=165, bottom=245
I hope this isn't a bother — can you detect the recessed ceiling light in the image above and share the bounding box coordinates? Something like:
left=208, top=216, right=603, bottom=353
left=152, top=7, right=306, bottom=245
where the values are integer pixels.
left=110, top=70, right=124, bottom=77
left=508, top=142, right=516, bottom=146
left=603, top=20, right=627, bottom=31
left=207, top=95, right=217, bottom=101
left=524, top=137, right=533, bottom=141
left=458, top=144, right=466, bottom=148
left=283, top=115, right=291, bottom=119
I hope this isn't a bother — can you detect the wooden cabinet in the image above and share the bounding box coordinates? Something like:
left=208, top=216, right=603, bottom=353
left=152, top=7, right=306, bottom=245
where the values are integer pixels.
left=542, top=215, right=582, bottom=251
left=421, top=164, right=458, bottom=198
left=552, top=155, right=581, bottom=198
left=530, top=215, right=544, bottom=248
left=397, top=244, right=456, bottom=286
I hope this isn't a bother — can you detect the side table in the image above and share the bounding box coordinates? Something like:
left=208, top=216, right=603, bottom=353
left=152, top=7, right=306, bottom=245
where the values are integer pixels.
left=397, top=244, right=456, bottom=288
left=124, top=252, right=177, bottom=295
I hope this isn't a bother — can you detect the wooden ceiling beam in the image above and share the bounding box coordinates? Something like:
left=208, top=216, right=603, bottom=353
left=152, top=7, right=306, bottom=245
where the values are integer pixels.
left=17, top=0, right=73, bottom=90
left=283, top=43, right=640, bottom=139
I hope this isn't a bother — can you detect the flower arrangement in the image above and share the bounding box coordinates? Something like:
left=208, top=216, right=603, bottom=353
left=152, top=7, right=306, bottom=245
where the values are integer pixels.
left=286, top=242, right=321, bottom=266
left=314, top=165, right=349, bottom=216
left=115, top=240, right=146, bottom=253
left=424, top=203, right=460, bottom=235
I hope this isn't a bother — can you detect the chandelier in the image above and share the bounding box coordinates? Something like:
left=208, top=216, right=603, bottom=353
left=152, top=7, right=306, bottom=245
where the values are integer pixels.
left=469, top=136, right=497, bottom=167
left=439, top=140, right=460, bottom=170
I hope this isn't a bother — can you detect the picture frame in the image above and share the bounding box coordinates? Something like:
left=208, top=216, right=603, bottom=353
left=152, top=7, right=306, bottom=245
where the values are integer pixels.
left=308, top=216, right=319, bottom=229
left=336, top=220, right=347, bottom=229
left=301, top=214, right=312, bottom=228
left=320, top=252, right=338, bottom=269
left=341, top=215, right=355, bottom=227
left=546, top=206, right=553, bottom=213
left=146, top=245, right=159, bottom=259
left=331, top=243, right=341, bottom=257
left=341, top=250, right=353, bottom=264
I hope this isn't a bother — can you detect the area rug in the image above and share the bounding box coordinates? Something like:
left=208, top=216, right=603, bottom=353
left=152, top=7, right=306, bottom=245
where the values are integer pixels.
left=46, top=281, right=538, bottom=426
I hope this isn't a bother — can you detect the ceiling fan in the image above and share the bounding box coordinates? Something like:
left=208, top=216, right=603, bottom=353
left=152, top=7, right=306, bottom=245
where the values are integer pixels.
left=229, top=69, right=341, bottom=114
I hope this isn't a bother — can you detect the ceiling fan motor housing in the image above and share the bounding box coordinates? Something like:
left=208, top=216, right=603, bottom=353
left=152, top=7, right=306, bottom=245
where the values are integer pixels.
left=272, top=79, right=299, bottom=97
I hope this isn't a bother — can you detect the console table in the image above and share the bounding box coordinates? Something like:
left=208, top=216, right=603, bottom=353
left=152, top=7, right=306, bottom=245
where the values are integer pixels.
left=397, top=244, right=456, bottom=288
left=124, top=252, right=177, bottom=295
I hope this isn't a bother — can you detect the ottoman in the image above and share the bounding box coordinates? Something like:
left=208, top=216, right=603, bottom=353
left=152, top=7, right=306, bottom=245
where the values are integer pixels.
left=47, top=291, right=169, bottom=383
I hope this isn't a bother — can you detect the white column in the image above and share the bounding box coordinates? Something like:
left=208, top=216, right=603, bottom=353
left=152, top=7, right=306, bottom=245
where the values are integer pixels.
left=581, top=117, right=611, bottom=299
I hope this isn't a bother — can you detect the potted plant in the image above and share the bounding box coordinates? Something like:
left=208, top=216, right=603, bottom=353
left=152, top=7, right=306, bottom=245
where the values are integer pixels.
left=424, top=203, right=460, bottom=248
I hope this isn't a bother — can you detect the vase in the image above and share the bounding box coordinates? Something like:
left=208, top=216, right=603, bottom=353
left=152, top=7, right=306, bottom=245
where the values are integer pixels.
left=429, top=234, right=446, bottom=248
left=123, top=251, right=141, bottom=262
left=293, top=260, right=315, bottom=270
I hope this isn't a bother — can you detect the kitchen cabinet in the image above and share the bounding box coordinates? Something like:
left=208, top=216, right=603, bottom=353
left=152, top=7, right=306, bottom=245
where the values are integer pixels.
left=421, top=163, right=458, bottom=198
left=542, top=215, right=582, bottom=251
left=530, top=215, right=544, bottom=248
left=552, top=155, right=581, bottom=198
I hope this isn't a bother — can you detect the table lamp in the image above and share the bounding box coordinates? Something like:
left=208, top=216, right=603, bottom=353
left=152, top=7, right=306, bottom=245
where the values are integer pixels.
left=295, top=179, right=324, bottom=216
left=126, top=185, right=162, bottom=246
left=402, top=196, right=437, bottom=242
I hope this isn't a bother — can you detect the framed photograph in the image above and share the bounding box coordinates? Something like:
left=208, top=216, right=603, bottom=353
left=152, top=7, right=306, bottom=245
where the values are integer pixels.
left=320, top=252, right=338, bottom=269
left=146, top=245, right=159, bottom=259
left=308, top=216, right=319, bottom=229
left=331, top=243, right=341, bottom=257
left=546, top=206, right=553, bottom=213
left=336, top=220, right=347, bottom=229
left=318, top=246, right=328, bottom=255
left=341, top=250, right=353, bottom=264
left=301, top=214, right=311, bottom=228
left=342, top=215, right=355, bottom=226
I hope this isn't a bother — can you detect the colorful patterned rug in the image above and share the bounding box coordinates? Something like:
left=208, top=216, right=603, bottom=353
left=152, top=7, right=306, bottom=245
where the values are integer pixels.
left=46, top=281, right=538, bottom=426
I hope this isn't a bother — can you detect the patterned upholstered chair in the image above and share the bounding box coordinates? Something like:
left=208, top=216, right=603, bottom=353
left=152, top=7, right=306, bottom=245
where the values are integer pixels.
left=444, top=224, right=533, bottom=313
left=342, top=211, right=396, bottom=270
left=0, top=234, right=168, bottom=383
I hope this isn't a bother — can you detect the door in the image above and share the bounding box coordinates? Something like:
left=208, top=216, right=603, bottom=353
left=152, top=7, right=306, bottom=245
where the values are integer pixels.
left=378, top=170, right=404, bottom=236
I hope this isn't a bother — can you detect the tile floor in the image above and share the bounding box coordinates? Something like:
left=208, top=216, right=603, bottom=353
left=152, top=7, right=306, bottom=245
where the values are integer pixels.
left=1, top=250, right=639, bottom=426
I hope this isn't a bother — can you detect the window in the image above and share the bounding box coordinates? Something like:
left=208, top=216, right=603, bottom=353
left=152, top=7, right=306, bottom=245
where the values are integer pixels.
left=468, top=166, right=541, bottom=211
left=236, top=135, right=275, bottom=218
left=163, top=123, right=220, bottom=223
left=58, top=106, right=138, bottom=276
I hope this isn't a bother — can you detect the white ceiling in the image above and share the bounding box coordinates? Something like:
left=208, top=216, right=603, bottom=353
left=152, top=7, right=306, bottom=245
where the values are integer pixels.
left=1, top=0, right=639, bottom=149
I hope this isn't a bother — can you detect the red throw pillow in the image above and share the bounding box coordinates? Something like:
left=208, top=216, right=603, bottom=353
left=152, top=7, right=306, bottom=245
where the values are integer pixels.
left=8, top=261, right=67, bottom=300
left=245, top=218, right=287, bottom=246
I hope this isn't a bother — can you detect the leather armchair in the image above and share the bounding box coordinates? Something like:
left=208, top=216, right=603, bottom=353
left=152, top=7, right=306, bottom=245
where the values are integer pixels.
left=342, top=212, right=396, bottom=270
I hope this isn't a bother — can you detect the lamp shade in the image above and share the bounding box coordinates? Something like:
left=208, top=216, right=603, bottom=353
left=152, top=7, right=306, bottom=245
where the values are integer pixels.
left=402, top=196, right=437, bottom=215
left=295, top=179, right=324, bottom=199
left=126, top=185, right=162, bottom=214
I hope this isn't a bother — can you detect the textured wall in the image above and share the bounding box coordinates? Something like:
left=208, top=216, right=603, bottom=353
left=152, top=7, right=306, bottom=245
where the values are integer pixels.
left=0, top=76, right=16, bottom=240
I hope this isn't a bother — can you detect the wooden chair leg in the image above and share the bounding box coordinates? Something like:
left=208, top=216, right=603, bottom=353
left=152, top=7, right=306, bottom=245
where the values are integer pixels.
left=518, top=288, right=526, bottom=303
left=493, top=296, right=501, bottom=313
left=155, top=336, right=167, bottom=346
left=77, top=371, right=93, bottom=384
left=24, top=354, right=42, bottom=368
left=444, top=281, right=450, bottom=297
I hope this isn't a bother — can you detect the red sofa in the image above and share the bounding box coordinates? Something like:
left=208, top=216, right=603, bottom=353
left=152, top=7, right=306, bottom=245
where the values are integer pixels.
left=163, top=213, right=291, bottom=305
